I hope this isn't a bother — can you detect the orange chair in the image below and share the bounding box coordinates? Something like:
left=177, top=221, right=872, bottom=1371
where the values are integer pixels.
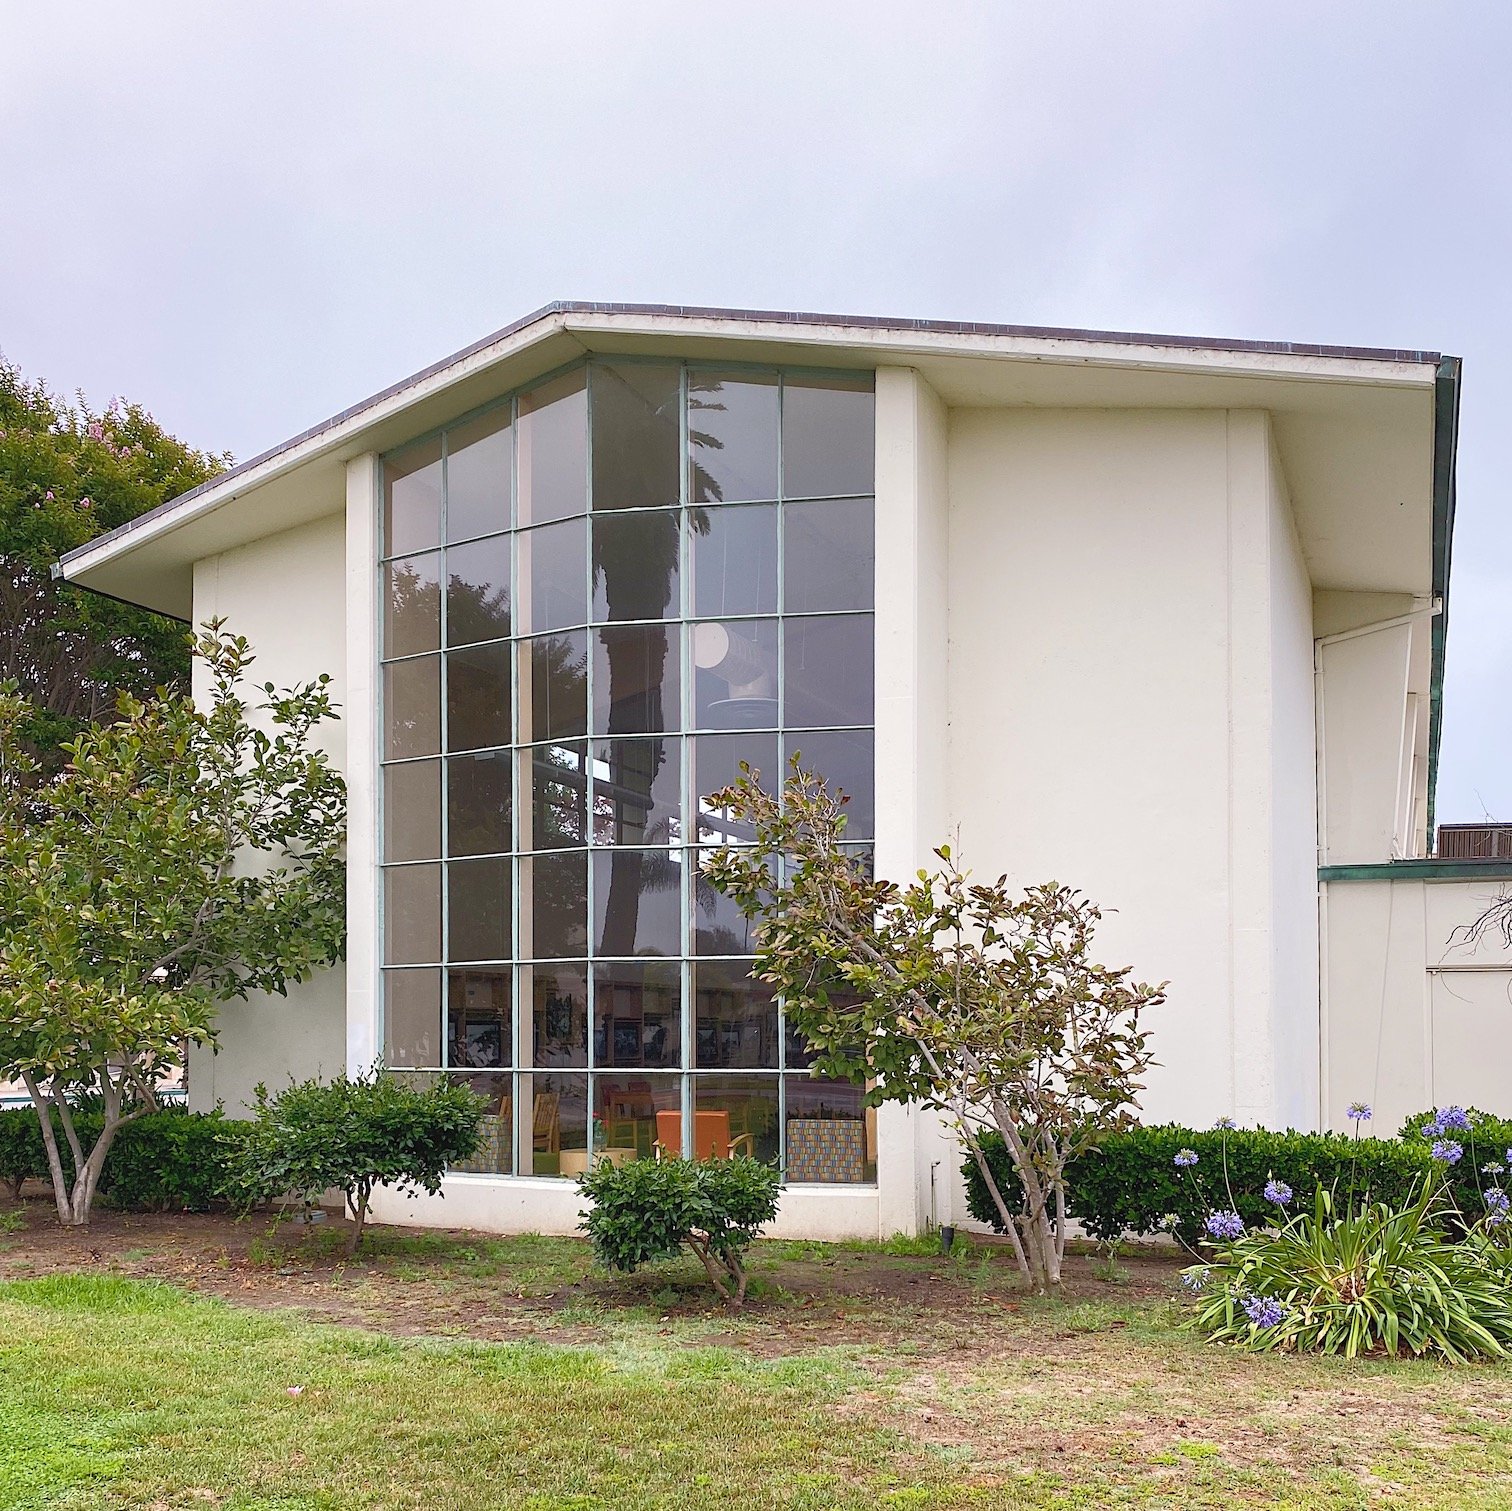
left=654, top=1109, right=755, bottom=1161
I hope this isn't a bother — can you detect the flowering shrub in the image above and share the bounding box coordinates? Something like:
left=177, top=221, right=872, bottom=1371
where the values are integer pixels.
left=1400, top=1107, right=1512, bottom=1225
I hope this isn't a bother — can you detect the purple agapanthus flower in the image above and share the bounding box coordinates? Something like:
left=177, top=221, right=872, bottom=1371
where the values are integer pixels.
left=1213, top=1117, right=1237, bottom=1131
left=1174, top=1149, right=1199, bottom=1168
left=1204, top=1210, right=1245, bottom=1241
left=1346, top=1102, right=1372, bottom=1122
left=1242, top=1294, right=1287, bottom=1329
left=1486, top=1189, right=1509, bottom=1214
left=1430, top=1139, right=1464, bottom=1165
left=1180, top=1267, right=1210, bottom=1293
left=1263, top=1179, right=1293, bottom=1206
left=1430, top=1106, right=1472, bottom=1135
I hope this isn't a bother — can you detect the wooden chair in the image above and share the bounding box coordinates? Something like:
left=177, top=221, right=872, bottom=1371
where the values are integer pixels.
left=532, top=1092, right=560, bottom=1154
left=653, top=1109, right=755, bottom=1161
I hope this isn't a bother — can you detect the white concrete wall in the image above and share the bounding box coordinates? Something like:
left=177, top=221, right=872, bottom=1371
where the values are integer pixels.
left=942, top=407, right=1318, bottom=1132
left=187, top=511, right=349, bottom=1114
left=1323, top=876, right=1512, bottom=1133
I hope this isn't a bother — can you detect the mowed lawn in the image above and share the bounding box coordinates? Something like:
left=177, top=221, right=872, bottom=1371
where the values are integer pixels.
left=7, top=1215, right=1512, bottom=1509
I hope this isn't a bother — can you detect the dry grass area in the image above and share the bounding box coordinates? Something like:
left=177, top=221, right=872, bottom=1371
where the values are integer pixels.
left=5, top=1201, right=1512, bottom=1508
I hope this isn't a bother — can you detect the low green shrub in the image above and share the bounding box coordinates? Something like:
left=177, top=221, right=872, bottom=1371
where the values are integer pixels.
left=235, top=1070, right=485, bottom=1252
left=963, top=1124, right=1433, bottom=1243
left=1187, top=1183, right=1512, bottom=1360
left=0, top=1109, right=46, bottom=1198
left=578, top=1156, right=780, bottom=1307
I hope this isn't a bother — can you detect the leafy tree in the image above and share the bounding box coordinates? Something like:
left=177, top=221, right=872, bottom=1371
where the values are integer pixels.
left=703, top=761, right=1165, bottom=1293
left=0, top=623, right=345, bottom=1226
left=236, top=1069, right=484, bottom=1253
left=0, top=357, right=229, bottom=767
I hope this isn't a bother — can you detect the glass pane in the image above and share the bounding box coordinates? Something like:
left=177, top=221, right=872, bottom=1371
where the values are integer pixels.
left=691, top=620, right=777, bottom=731
left=695, top=960, right=778, bottom=1068
left=520, top=853, right=588, bottom=958
left=447, top=641, right=510, bottom=753
left=691, top=504, right=777, bottom=618
left=784, top=615, right=873, bottom=728
left=592, top=849, right=683, bottom=958
left=447, top=749, right=511, bottom=857
left=593, top=1072, right=681, bottom=1161
left=692, top=732, right=779, bottom=843
left=384, top=759, right=441, bottom=863
left=446, top=535, right=511, bottom=646
left=525, top=742, right=588, bottom=851
left=594, top=962, right=682, bottom=1071
left=592, top=510, right=680, bottom=622
left=524, top=963, right=589, bottom=1067
left=592, top=624, right=681, bottom=736
left=527, top=1071, right=588, bottom=1174
left=384, top=656, right=440, bottom=760
left=447, top=968, right=510, bottom=1069
left=590, top=362, right=680, bottom=512
left=384, top=863, right=440, bottom=965
left=591, top=736, right=680, bottom=848
left=384, top=968, right=442, bottom=1068
left=384, top=437, right=442, bottom=557
left=785, top=1075, right=874, bottom=1182
left=447, top=1071, right=512, bottom=1174
left=384, top=553, right=441, bottom=658
left=518, top=369, right=586, bottom=526
left=784, top=498, right=873, bottom=613
left=782, top=375, right=874, bottom=499
left=519, top=517, right=587, bottom=635
left=785, top=985, right=868, bottom=1069
left=692, top=852, right=759, bottom=956
left=784, top=729, right=873, bottom=839
left=519, top=630, right=588, bottom=743
left=688, top=371, right=778, bottom=504
left=691, top=1075, right=780, bottom=1164
left=445, top=408, right=511, bottom=544
left=448, top=856, right=511, bottom=963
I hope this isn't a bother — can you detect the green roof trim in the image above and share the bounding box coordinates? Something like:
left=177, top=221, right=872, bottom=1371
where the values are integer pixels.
left=1427, top=356, right=1462, bottom=844
left=1319, top=859, right=1512, bottom=883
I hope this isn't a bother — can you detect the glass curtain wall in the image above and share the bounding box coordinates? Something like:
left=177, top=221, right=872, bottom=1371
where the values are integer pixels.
left=379, top=359, right=877, bottom=1183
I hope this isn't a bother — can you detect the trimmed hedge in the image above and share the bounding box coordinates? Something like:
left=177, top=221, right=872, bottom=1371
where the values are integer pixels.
left=1400, top=1108, right=1512, bottom=1223
left=0, top=1106, right=251, bottom=1210
left=963, top=1125, right=1436, bottom=1243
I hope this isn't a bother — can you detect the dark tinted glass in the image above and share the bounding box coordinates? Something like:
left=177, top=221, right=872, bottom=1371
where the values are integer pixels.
left=592, top=510, right=680, bottom=622
left=691, top=732, right=778, bottom=843
left=384, top=655, right=441, bottom=760
left=384, top=967, right=442, bottom=1067
left=692, top=852, right=759, bottom=955
left=591, top=362, right=680, bottom=511
left=384, top=553, right=441, bottom=658
left=784, top=615, right=873, bottom=728
left=384, top=437, right=442, bottom=556
left=784, top=498, right=873, bottom=613
left=528, top=1071, right=588, bottom=1169
left=688, top=372, right=778, bottom=503
left=592, top=624, right=681, bottom=736
left=525, top=965, right=589, bottom=1067
left=518, top=370, right=586, bottom=526
left=384, top=758, right=441, bottom=863
left=446, top=535, right=511, bottom=646
left=694, top=960, right=778, bottom=1068
left=446, top=641, right=510, bottom=753
left=594, top=1072, right=681, bottom=1159
left=782, top=375, right=874, bottom=499
left=691, top=1075, right=779, bottom=1164
left=784, top=729, right=873, bottom=839
left=521, top=853, right=588, bottom=958
left=526, top=742, right=589, bottom=851
left=591, top=736, right=680, bottom=847
left=384, top=863, right=440, bottom=964
left=447, top=968, right=510, bottom=1068
left=592, top=850, right=683, bottom=958
left=691, top=620, right=777, bottom=731
left=520, top=517, right=587, bottom=634
left=448, top=856, right=511, bottom=963
left=520, top=630, right=587, bottom=742
left=445, top=409, right=511, bottom=544
left=785, top=1075, right=873, bottom=1182
left=594, top=962, right=682, bottom=1070
left=692, top=504, right=777, bottom=618
left=447, top=749, right=511, bottom=857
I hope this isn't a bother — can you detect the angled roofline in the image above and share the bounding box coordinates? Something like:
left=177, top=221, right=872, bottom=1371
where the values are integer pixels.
left=56, top=299, right=1445, bottom=577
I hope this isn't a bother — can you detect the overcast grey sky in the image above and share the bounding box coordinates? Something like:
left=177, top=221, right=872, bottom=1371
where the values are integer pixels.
left=2, top=3, right=1507, bottom=820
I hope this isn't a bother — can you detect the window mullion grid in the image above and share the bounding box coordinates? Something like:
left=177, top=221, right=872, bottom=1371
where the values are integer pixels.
left=584, top=366, right=598, bottom=1122
left=437, top=433, right=451, bottom=1078
left=678, top=362, right=694, bottom=1159
left=507, top=396, right=524, bottom=1170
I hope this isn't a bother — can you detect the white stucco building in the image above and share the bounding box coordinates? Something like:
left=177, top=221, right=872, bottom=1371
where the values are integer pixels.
left=57, top=303, right=1510, bottom=1239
